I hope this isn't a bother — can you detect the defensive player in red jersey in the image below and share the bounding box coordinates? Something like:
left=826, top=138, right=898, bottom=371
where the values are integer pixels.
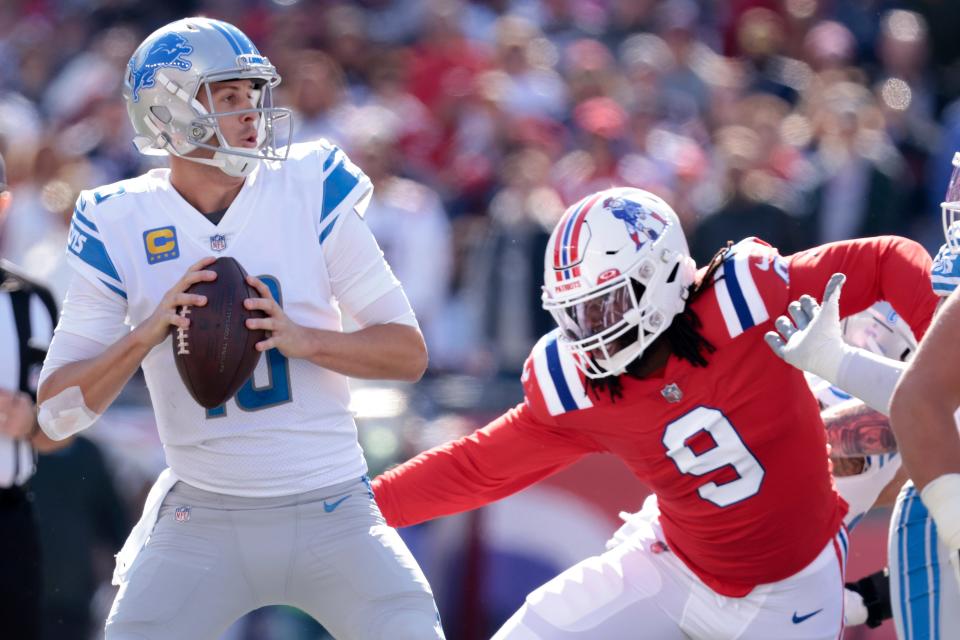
left=373, top=187, right=939, bottom=639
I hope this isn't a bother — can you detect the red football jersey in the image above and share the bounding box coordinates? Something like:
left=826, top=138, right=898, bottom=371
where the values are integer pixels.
left=373, top=236, right=937, bottom=596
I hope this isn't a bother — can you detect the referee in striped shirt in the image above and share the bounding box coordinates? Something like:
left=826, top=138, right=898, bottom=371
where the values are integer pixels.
left=0, top=151, right=72, bottom=638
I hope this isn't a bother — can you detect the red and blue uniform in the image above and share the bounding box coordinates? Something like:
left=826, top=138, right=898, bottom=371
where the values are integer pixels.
left=373, top=236, right=937, bottom=596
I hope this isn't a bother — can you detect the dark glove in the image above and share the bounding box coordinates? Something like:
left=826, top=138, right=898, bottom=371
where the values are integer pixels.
left=846, top=568, right=892, bottom=629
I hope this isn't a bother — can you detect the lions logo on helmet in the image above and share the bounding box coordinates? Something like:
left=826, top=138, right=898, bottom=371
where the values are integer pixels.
left=122, top=17, right=292, bottom=178
left=128, top=33, right=194, bottom=103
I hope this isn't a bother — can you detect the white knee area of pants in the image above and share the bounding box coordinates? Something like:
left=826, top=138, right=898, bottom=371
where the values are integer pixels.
left=524, top=544, right=663, bottom=631
left=37, top=386, right=99, bottom=440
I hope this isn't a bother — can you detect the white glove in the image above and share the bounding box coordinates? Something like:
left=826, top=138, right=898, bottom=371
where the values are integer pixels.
left=843, top=588, right=869, bottom=627
left=765, top=273, right=852, bottom=383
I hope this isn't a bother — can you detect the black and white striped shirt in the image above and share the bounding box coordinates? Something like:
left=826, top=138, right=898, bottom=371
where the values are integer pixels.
left=0, top=261, right=57, bottom=487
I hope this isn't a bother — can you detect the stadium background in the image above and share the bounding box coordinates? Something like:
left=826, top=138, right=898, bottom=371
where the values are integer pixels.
left=3, top=0, right=959, bottom=637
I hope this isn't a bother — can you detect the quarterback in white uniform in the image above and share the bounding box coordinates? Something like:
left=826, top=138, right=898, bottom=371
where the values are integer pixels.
left=37, top=17, right=443, bottom=640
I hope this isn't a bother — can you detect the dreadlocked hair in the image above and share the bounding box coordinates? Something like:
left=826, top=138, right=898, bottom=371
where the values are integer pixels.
left=585, top=242, right=732, bottom=403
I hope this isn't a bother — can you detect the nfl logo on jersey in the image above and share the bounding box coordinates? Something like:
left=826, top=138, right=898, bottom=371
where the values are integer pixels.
left=661, top=383, right=683, bottom=403
left=210, top=234, right=227, bottom=252
left=174, top=506, right=191, bottom=523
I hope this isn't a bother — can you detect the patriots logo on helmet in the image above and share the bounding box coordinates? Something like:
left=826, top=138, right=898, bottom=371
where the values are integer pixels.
left=129, top=33, right=194, bottom=103
left=604, top=196, right=668, bottom=251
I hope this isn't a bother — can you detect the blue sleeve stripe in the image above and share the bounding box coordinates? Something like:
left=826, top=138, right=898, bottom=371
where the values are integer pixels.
left=68, top=223, right=121, bottom=282
left=73, top=207, right=98, bottom=232
left=209, top=21, right=242, bottom=54
left=318, top=216, right=338, bottom=245
left=897, top=489, right=910, bottom=639
left=320, top=161, right=360, bottom=223
left=722, top=258, right=754, bottom=331
left=545, top=338, right=577, bottom=412
left=99, top=278, right=127, bottom=299
left=901, top=487, right=934, bottom=640
left=931, top=515, right=941, bottom=639
left=322, top=148, right=338, bottom=171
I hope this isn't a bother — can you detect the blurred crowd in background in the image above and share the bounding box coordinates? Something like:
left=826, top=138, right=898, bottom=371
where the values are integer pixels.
left=3, top=0, right=958, bottom=638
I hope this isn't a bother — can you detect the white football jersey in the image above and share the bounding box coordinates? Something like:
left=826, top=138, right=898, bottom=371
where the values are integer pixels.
left=63, top=140, right=387, bottom=496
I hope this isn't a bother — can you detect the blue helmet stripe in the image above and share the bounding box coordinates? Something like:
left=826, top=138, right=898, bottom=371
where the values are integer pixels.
left=209, top=20, right=242, bottom=55
left=223, top=22, right=257, bottom=54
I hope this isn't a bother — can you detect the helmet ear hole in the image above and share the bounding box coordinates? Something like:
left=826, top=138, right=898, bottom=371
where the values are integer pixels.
left=665, top=262, right=680, bottom=284
left=150, top=106, right=172, bottom=124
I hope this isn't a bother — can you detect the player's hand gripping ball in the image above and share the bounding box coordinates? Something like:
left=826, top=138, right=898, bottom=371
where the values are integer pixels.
left=171, top=257, right=266, bottom=408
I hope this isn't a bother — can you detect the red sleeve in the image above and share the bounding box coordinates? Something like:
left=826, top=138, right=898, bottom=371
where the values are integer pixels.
left=787, top=236, right=938, bottom=339
left=371, top=402, right=600, bottom=527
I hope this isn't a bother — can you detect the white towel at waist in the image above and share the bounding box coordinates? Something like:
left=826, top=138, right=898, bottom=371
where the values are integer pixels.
left=112, top=467, right=179, bottom=586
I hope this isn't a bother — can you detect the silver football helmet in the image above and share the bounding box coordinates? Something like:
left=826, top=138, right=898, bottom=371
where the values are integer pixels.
left=841, top=301, right=917, bottom=363
left=123, top=17, right=292, bottom=177
left=942, top=151, right=960, bottom=252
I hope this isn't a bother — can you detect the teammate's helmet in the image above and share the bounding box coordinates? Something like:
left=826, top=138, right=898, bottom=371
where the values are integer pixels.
left=942, top=151, right=960, bottom=252
left=841, top=301, right=917, bottom=363
left=123, top=17, right=291, bottom=178
left=542, top=187, right=696, bottom=378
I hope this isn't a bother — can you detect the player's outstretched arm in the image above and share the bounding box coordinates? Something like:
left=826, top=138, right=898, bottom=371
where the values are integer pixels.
left=372, top=402, right=598, bottom=527
left=765, top=273, right=907, bottom=414
left=37, top=258, right=216, bottom=439
left=244, top=275, right=427, bottom=381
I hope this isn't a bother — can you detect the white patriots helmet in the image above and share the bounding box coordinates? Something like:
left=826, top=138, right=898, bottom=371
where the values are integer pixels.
left=942, top=151, right=960, bottom=253
left=123, top=17, right=292, bottom=178
left=542, top=187, right=696, bottom=378
left=841, top=301, right=917, bottom=363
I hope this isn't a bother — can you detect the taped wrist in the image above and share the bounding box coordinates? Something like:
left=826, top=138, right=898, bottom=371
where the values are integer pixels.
left=921, top=474, right=960, bottom=551
left=831, top=347, right=906, bottom=415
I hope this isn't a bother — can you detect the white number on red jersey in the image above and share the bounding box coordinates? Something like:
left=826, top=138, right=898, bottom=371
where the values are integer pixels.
left=662, top=407, right=765, bottom=507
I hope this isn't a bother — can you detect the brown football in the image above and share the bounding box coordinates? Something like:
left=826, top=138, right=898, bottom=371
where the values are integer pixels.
left=171, top=257, right=265, bottom=409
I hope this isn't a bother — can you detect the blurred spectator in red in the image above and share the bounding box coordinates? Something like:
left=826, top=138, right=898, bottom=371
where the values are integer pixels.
left=553, top=96, right=630, bottom=204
